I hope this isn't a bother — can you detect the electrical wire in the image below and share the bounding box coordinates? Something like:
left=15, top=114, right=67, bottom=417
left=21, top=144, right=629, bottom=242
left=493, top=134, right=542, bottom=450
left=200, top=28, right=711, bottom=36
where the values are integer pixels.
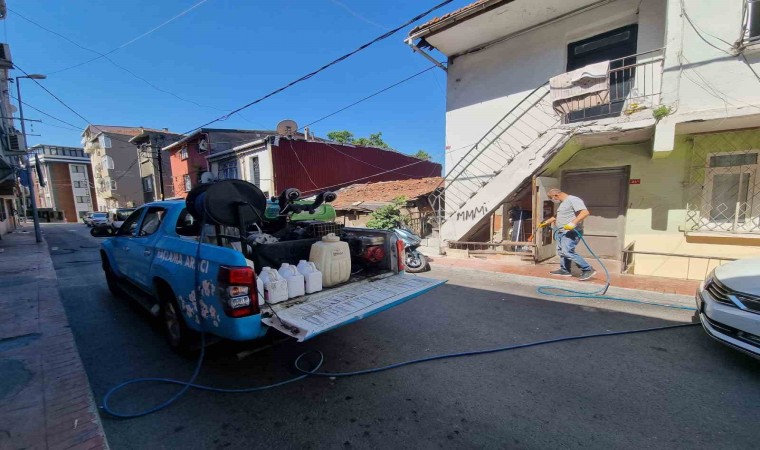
left=183, top=0, right=455, bottom=133
left=9, top=94, right=82, bottom=130
left=22, top=0, right=213, bottom=76
left=9, top=8, right=226, bottom=111
left=299, top=64, right=441, bottom=130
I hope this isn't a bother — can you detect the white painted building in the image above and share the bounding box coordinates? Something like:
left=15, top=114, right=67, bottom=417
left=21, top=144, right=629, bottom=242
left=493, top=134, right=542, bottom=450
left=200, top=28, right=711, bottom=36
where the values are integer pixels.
left=406, top=0, right=760, bottom=279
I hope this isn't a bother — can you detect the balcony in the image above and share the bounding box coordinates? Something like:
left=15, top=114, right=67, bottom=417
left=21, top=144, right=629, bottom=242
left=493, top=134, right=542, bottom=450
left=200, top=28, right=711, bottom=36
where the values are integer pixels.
left=554, top=48, right=665, bottom=124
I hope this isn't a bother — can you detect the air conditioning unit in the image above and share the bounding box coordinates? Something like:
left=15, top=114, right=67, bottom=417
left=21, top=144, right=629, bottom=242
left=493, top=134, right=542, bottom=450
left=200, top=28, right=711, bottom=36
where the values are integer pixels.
left=7, top=132, right=25, bottom=153
left=0, top=43, right=12, bottom=69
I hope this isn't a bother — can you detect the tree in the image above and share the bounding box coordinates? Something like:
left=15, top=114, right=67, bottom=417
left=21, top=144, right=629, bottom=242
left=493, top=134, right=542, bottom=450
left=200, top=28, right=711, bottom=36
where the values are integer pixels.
left=327, top=130, right=355, bottom=144
left=327, top=130, right=390, bottom=149
left=413, top=150, right=431, bottom=160
left=366, top=197, right=408, bottom=230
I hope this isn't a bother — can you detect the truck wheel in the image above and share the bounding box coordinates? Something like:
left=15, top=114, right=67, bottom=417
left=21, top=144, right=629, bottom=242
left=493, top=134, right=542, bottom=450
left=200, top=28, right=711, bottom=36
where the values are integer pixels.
left=157, top=283, right=199, bottom=354
left=101, top=254, right=122, bottom=297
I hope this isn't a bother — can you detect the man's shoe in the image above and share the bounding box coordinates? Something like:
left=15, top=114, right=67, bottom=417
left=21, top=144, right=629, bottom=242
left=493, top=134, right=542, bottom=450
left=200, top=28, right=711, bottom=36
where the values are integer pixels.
left=579, top=270, right=597, bottom=281
left=550, top=269, right=572, bottom=276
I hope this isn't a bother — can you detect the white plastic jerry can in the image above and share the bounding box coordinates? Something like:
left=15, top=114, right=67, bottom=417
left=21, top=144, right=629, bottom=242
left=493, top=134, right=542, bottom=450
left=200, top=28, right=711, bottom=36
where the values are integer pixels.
left=297, top=260, right=323, bottom=294
left=258, top=267, right=289, bottom=304
left=309, top=233, right=351, bottom=287
left=278, top=263, right=305, bottom=299
left=256, top=277, right=265, bottom=306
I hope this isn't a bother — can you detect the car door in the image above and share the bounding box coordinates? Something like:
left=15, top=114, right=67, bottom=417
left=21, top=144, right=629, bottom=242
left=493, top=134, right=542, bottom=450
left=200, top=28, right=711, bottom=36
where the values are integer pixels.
left=111, top=207, right=145, bottom=278
left=127, top=206, right=168, bottom=291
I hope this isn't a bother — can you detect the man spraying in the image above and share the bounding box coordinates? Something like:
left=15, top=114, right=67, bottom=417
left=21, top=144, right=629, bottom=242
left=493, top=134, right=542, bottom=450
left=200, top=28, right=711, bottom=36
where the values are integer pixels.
left=538, top=188, right=596, bottom=281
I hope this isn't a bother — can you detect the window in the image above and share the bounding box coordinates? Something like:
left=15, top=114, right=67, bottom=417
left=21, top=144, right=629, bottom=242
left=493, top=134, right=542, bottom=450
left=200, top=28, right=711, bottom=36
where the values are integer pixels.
left=116, top=208, right=143, bottom=236
left=75, top=196, right=90, bottom=204
left=138, top=207, right=166, bottom=236
left=250, top=156, right=261, bottom=187
left=179, top=146, right=188, bottom=160
left=73, top=181, right=87, bottom=188
left=183, top=174, right=192, bottom=191
left=746, top=0, right=760, bottom=43
left=109, top=179, right=117, bottom=191
left=218, top=159, right=238, bottom=180
left=71, top=165, right=85, bottom=173
left=702, top=151, right=758, bottom=232
left=142, top=175, right=154, bottom=193
left=99, top=135, right=112, bottom=148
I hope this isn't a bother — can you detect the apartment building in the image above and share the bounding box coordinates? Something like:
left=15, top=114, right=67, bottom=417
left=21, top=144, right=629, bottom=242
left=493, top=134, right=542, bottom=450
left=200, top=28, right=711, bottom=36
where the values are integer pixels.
left=29, top=144, right=97, bottom=222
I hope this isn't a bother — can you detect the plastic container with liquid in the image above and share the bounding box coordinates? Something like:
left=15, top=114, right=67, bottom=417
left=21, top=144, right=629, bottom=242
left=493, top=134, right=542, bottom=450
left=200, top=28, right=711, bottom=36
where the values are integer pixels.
left=278, top=263, right=305, bottom=298
left=297, top=260, right=323, bottom=294
left=309, top=233, right=351, bottom=287
left=258, top=267, right=289, bottom=304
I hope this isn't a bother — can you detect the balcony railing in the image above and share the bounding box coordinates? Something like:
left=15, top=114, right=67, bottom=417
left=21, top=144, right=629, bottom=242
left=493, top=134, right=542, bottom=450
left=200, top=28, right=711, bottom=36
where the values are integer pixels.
left=560, top=48, right=665, bottom=123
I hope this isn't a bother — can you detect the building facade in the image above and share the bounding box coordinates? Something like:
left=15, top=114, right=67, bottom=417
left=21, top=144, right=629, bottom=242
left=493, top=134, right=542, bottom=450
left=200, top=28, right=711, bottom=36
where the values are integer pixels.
left=82, top=125, right=171, bottom=209
left=407, top=0, right=760, bottom=279
left=129, top=129, right=181, bottom=203
left=28, top=145, right=97, bottom=222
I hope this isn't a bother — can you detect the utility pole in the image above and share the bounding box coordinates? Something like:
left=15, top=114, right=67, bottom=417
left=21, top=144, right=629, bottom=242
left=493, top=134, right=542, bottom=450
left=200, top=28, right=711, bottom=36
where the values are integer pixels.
left=155, top=134, right=165, bottom=201
left=16, top=75, right=45, bottom=243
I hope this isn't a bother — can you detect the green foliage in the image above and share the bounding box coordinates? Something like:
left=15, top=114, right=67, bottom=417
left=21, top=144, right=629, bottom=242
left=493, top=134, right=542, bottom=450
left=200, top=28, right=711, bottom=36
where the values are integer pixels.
left=652, top=105, right=672, bottom=121
left=366, top=197, right=408, bottom=230
left=413, top=150, right=431, bottom=160
left=327, top=130, right=390, bottom=149
left=327, top=130, right=355, bottom=144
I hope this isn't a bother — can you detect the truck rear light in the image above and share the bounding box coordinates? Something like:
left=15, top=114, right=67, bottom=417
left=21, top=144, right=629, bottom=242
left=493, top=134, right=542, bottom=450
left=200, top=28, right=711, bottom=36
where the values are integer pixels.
left=396, top=239, right=405, bottom=272
left=218, top=266, right=259, bottom=317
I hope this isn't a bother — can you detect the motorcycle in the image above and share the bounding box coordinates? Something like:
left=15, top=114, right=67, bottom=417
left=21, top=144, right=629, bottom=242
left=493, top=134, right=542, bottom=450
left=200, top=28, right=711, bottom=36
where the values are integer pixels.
left=393, top=225, right=429, bottom=273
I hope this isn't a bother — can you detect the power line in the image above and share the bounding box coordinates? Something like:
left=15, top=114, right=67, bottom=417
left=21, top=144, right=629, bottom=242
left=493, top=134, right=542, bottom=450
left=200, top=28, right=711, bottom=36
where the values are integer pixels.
left=9, top=8, right=226, bottom=112
left=23, top=0, right=213, bottom=75
left=184, top=0, right=455, bottom=133
left=300, top=64, right=440, bottom=130
left=9, top=94, right=82, bottom=130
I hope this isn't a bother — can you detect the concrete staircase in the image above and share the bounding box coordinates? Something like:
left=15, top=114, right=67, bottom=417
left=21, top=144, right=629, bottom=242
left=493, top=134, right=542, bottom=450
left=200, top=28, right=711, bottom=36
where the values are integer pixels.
left=429, top=83, right=568, bottom=242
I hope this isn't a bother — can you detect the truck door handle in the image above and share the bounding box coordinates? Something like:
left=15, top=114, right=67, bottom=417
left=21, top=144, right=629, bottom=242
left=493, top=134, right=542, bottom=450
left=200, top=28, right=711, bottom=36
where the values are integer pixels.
left=144, top=249, right=151, bottom=256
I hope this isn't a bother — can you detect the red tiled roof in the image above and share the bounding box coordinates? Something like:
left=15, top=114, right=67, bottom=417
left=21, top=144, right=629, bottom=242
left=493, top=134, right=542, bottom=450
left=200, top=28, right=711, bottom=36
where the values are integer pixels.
left=410, top=0, right=509, bottom=36
left=332, top=177, right=443, bottom=209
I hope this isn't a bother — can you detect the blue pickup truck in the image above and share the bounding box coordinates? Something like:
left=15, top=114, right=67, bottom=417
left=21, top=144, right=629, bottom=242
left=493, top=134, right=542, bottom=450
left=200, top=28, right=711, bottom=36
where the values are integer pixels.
left=97, top=192, right=443, bottom=352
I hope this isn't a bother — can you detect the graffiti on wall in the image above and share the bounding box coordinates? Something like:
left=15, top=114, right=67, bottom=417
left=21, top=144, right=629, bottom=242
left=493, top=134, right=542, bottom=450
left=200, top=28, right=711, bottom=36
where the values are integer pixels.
left=455, top=204, right=488, bottom=221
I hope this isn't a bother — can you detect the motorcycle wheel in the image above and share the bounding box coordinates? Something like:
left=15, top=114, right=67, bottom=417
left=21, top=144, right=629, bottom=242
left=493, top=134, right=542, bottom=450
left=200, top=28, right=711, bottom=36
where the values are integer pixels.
left=405, top=249, right=429, bottom=273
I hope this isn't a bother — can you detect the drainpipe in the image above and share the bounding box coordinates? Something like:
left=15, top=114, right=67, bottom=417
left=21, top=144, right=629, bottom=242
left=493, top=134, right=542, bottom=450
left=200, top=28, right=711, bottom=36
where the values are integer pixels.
left=405, top=37, right=448, bottom=72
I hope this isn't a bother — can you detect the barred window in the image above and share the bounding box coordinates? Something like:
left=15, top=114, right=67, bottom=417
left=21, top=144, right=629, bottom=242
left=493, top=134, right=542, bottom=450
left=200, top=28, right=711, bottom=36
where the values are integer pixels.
left=218, top=159, right=238, bottom=180
left=183, top=174, right=192, bottom=191
left=688, top=134, right=759, bottom=234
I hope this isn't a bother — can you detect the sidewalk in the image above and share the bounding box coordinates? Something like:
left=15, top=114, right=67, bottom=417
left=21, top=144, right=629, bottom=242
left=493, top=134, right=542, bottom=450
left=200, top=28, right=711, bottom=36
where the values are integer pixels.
left=0, top=230, right=108, bottom=449
left=427, top=253, right=700, bottom=296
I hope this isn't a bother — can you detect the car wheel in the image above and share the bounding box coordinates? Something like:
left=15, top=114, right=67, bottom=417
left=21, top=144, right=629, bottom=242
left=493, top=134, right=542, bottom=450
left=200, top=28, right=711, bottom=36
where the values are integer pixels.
left=405, top=250, right=429, bottom=273
left=157, top=283, right=199, bottom=354
left=101, top=255, right=122, bottom=297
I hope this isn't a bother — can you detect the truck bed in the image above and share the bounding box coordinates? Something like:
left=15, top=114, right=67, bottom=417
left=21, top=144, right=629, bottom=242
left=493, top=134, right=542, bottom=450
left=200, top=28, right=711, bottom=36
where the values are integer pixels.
left=261, top=273, right=444, bottom=341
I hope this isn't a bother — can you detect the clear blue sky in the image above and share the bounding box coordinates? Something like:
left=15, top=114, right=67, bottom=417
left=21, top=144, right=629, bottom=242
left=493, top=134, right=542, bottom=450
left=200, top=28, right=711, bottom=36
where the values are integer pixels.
left=7, top=0, right=469, bottom=163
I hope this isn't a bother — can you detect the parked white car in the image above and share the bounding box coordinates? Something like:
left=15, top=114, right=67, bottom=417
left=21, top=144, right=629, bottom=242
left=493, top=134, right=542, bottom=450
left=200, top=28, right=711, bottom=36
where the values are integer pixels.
left=696, top=258, right=760, bottom=358
left=90, top=212, right=108, bottom=227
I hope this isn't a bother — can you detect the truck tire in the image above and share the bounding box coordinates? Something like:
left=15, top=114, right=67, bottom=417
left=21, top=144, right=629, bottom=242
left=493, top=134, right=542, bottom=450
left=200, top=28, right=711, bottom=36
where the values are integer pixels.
left=156, top=281, right=199, bottom=354
left=101, top=253, right=122, bottom=297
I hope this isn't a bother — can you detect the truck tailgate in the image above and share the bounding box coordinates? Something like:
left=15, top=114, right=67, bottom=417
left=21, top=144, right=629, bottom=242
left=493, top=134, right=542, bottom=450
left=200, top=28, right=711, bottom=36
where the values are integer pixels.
left=261, top=273, right=445, bottom=341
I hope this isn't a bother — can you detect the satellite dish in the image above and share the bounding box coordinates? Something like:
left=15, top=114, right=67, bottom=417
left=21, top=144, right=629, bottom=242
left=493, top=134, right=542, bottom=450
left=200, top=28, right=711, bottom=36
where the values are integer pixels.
left=199, top=139, right=209, bottom=151
left=276, top=119, right=298, bottom=136
left=200, top=171, right=216, bottom=184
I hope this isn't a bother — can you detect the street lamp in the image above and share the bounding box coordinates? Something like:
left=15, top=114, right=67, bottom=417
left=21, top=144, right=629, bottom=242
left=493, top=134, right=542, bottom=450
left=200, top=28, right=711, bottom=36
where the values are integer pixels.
left=16, top=73, right=46, bottom=243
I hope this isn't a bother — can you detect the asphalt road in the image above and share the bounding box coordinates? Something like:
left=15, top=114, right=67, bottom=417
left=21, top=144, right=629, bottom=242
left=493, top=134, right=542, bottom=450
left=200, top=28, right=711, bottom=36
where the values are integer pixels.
left=43, top=223, right=760, bottom=450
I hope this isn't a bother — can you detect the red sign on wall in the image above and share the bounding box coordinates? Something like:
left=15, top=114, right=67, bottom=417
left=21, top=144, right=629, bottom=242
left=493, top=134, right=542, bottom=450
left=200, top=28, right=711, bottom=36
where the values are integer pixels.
left=629, top=179, right=641, bottom=185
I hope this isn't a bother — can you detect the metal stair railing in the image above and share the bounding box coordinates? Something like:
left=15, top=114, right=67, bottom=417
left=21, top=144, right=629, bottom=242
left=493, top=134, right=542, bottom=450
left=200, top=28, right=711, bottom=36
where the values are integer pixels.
left=428, top=82, right=559, bottom=225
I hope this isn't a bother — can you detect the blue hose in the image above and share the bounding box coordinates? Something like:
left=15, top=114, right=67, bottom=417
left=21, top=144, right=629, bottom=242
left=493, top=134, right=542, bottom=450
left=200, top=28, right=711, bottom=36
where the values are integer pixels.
left=536, top=228, right=696, bottom=311
left=101, top=322, right=698, bottom=418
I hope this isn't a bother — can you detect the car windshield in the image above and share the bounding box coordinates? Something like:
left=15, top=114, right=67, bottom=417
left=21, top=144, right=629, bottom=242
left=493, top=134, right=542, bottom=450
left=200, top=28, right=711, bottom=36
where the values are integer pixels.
left=116, top=209, right=135, bottom=220
left=93, top=213, right=107, bottom=218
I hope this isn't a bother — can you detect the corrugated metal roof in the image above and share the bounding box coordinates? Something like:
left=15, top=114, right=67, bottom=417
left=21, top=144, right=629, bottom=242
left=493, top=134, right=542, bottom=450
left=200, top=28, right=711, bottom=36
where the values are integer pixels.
left=409, top=0, right=511, bottom=38
left=271, top=138, right=442, bottom=196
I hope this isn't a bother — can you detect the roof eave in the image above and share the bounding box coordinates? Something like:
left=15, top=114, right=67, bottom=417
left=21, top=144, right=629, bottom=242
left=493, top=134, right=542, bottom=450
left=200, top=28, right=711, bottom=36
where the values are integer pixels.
left=407, top=0, right=513, bottom=42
